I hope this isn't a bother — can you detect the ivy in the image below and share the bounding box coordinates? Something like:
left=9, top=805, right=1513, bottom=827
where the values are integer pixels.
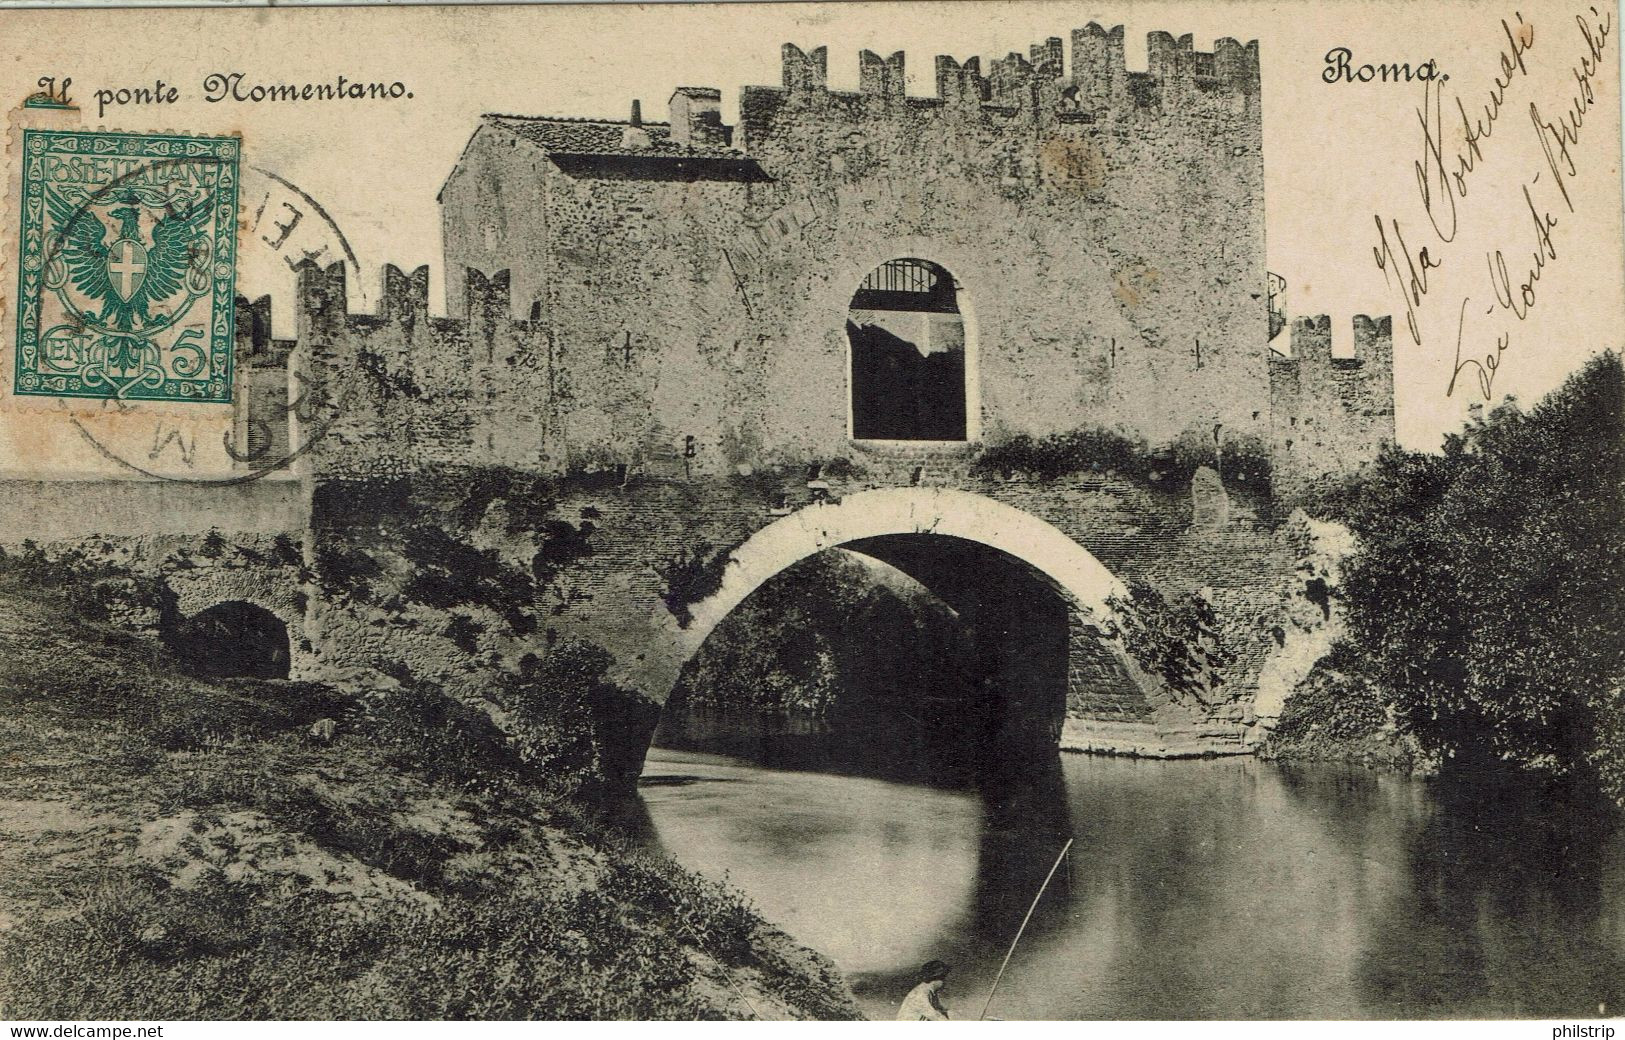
left=971, top=426, right=1273, bottom=494
left=1106, top=580, right=1234, bottom=702
left=654, top=545, right=730, bottom=629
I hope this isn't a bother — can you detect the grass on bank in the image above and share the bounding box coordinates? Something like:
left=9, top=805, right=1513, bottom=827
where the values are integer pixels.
left=0, top=567, right=857, bottom=1021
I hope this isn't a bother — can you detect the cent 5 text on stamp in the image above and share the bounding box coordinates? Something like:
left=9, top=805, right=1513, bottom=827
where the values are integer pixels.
left=15, top=128, right=239, bottom=404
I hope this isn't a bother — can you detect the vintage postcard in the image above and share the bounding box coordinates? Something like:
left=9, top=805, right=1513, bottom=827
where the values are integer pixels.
left=0, top=0, right=1621, bottom=1024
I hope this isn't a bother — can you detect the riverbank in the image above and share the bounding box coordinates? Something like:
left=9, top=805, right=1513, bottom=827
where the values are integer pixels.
left=0, top=573, right=859, bottom=1020
left=1256, top=658, right=1440, bottom=776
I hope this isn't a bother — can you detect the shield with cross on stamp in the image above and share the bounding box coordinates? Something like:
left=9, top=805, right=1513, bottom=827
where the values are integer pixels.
left=14, top=129, right=240, bottom=404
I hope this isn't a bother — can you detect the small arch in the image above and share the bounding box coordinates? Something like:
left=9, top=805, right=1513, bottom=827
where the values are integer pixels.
left=847, top=258, right=979, bottom=443
left=167, top=600, right=291, bottom=679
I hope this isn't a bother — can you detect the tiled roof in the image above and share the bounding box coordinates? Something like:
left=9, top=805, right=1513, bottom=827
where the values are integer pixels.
left=485, top=114, right=736, bottom=159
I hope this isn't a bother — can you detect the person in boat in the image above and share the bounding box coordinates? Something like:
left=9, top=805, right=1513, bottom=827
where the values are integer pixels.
left=896, top=959, right=952, bottom=1021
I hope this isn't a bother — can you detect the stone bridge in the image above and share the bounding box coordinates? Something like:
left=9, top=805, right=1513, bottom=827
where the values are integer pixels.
left=648, top=485, right=1209, bottom=756
left=0, top=25, right=1395, bottom=785
left=0, top=262, right=1383, bottom=781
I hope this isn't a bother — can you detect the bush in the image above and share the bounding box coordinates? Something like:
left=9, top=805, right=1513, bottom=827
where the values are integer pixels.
left=972, top=428, right=1150, bottom=481
left=501, top=642, right=659, bottom=798
left=353, top=678, right=519, bottom=795
left=1106, top=580, right=1233, bottom=701
left=970, top=426, right=1272, bottom=493
left=1271, top=657, right=1388, bottom=744
left=252, top=781, right=466, bottom=887
left=1339, top=354, right=1625, bottom=800
left=598, top=852, right=760, bottom=966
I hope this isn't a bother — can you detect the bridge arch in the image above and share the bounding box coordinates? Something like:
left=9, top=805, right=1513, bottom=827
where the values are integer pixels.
left=681, top=486, right=1126, bottom=652
left=166, top=600, right=293, bottom=680
left=166, top=573, right=303, bottom=633
left=638, top=487, right=1164, bottom=763
left=161, top=563, right=309, bottom=678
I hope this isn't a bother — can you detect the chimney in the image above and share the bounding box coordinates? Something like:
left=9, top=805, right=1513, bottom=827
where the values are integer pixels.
left=621, top=98, right=652, bottom=150
left=669, top=86, right=728, bottom=149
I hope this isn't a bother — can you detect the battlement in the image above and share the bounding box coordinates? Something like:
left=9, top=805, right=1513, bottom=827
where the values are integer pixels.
left=252, top=262, right=556, bottom=479
left=1269, top=316, right=1396, bottom=496
left=290, top=261, right=521, bottom=339
left=761, top=24, right=1257, bottom=118
left=1273, top=314, right=1394, bottom=370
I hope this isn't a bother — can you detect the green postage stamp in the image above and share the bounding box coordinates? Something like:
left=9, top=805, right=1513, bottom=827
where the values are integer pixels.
left=14, top=129, right=239, bottom=404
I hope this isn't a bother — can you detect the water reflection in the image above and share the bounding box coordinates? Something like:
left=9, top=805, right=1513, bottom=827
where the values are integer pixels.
left=1349, top=777, right=1624, bottom=1019
left=636, top=732, right=1625, bottom=1020
left=638, top=747, right=986, bottom=976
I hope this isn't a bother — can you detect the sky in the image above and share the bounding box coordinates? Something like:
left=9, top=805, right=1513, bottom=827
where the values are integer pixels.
left=3, top=0, right=1622, bottom=472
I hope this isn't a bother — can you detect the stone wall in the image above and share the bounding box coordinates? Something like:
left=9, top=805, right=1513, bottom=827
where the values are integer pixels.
left=438, top=25, right=1270, bottom=476
left=1269, top=315, right=1396, bottom=495
left=232, top=295, right=297, bottom=470
left=299, top=468, right=1297, bottom=737
left=2, top=530, right=314, bottom=676
left=0, top=478, right=305, bottom=541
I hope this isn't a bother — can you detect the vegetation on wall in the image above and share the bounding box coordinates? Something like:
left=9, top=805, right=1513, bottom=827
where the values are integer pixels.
left=400, top=525, right=537, bottom=635
left=654, top=545, right=731, bottom=629
left=309, top=468, right=668, bottom=797
left=1333, top=353, right=1625, bottom=805
left=498, top=641, right=661, bottom=800
left=311, top=472, right=550, bottom=637
left=355, top=345, right=425, bottom=402
left=0, top=540, right=173, bottom=625
left=970, top=426, right=1272, bottom=495
left=1105, top=579, right=1234, bottom=704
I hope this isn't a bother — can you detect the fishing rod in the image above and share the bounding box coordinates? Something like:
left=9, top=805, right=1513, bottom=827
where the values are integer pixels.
left=978, top=837, right=1074, bottom=1022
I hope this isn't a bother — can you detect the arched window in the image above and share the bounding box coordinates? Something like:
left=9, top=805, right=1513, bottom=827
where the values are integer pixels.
left=848, top=259, right=970, bottom=441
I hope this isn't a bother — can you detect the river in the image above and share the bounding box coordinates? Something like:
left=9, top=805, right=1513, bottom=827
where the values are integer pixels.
left=636, top=738, right=1625, bottom=1020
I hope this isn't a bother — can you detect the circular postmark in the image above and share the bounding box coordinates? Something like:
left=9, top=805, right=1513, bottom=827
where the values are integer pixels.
left=39, top=152, right=367, bottom=484
left=242, top=163, right=370, bottom=312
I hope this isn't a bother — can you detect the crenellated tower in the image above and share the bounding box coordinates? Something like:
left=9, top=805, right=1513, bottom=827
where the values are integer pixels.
left=435, top=25, right=1282, bottom=482
left=1269, top=316, right=1396, bottom=495
left=738, top=25, right=1260, bottom=146
left=233, top=263, right=560, bottom=482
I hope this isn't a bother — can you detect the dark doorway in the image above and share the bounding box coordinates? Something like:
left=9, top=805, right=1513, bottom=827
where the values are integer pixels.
left=849, top=259, right=968, bottom=441
left=168, top=601, right=291, bottom=679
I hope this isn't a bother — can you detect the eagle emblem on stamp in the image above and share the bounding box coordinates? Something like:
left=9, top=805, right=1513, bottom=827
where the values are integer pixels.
left=15, top=129, right=240, bottom=404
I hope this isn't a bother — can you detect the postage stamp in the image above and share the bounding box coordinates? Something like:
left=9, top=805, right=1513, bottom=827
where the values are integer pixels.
left=14, top=128, right=239, bottom=404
